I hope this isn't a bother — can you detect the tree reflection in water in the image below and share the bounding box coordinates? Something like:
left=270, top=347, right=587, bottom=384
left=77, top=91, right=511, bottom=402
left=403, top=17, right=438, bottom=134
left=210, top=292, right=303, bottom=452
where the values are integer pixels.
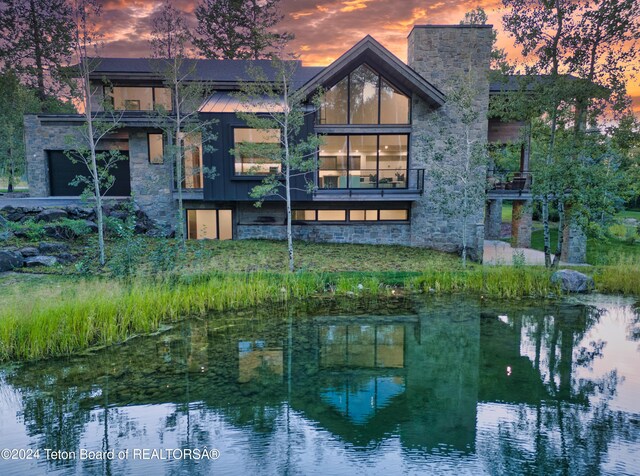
left=1, top=297, right=639, bottom=475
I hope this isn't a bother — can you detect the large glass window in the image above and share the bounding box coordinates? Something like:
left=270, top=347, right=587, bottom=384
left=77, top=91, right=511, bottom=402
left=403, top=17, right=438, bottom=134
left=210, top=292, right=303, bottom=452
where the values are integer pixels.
left=380, top=79, right=410, bottom=124
left=233, top=128, right=281, bottom=175
left=349, top=65, right=379, bottom=124
left=319, top=65, right=410, bottom=125
left=148, top=133, right=164, bottom=164
left=187, top=209, right=233, bottom=240
left=292, top=208, right=409, bottom=223
left=183, top=132, right=203, bottom=189
left=318, top=134, right=408, bottom=189
left=112, top=87, right=172, bottom=111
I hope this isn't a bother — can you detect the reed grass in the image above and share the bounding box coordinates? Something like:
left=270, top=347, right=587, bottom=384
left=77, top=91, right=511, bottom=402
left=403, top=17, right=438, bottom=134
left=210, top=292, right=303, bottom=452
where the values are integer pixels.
left=0, top=264, right=577, bottom=362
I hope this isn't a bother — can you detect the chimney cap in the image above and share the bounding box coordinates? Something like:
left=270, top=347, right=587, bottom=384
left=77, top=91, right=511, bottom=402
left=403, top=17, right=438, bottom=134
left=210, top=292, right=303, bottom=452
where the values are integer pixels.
left=408, top=24, right=493, bottom=37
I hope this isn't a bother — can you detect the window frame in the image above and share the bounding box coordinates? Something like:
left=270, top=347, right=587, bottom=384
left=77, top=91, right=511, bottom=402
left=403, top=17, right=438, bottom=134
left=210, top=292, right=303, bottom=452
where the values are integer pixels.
left=291, top=208, right=410, bottom=224
left=147, top=132, right=164, bottom=164
left=319, top=63, right=412, bottom=126
left=106, top=85, right=173, bottom=112
left=185, top=208, right=234, bottom=240
left=232, top=126, right=283, bottom=178
left=317, top=133, right=410, bottom=190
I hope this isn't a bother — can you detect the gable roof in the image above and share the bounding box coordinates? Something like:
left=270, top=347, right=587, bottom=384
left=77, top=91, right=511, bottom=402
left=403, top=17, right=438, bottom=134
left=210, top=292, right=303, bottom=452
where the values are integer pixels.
left=298, top=35, right=446, bottom=108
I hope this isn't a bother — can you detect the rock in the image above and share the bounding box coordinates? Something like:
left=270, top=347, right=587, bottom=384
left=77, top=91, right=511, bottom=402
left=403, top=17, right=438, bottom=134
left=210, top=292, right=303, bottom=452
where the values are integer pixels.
left=56, top=253, right=76, bottom=264
left=0, top=230, right=13, bottom=241
left=0, top=250, right=23, bottom=272
left=24, top=255, right=58, bottom=267
left=109, top=210, right=129, bottom=221
left=38, top=242, right=69, bottom=254
left=551, top=269, right=595, bottom=293
left=5, top=210, right=26, bottom=222
left=18, top=247, right=39, bottom=257
left=36, top=208, right=68, bottom=222
left=84, top=220, right=99, bottom=232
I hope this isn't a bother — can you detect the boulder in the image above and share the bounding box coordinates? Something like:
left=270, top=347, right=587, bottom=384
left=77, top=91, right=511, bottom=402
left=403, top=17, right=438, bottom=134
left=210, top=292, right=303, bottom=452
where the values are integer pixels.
left=24, top=255, right=58, bottom=267
left=18, top=247, right=39, bottom=257
left=0, top=230, right=13, bottom=241
left=84, top=220, right=99, bottom=232
left=36, top=208, right=68, bottom=222
left=56, top=252, right=76, bottom=264
left=0, top=250, right=23, bottom=271
left=38, top=242, right=70, bottom=254
left=551, top=269, right=595, bottom=293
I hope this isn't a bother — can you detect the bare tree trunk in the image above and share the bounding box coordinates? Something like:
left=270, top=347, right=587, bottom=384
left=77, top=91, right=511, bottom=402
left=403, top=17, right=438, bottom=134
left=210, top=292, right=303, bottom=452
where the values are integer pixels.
left=286, top=162, right=293, bottom=272
left=7, top=143, right=14, bottom=193
left=552, top=198, right=565, bottom=268
left=542, top=196, right=552, bottom=268
left=174, top=80, right=186, bottom=248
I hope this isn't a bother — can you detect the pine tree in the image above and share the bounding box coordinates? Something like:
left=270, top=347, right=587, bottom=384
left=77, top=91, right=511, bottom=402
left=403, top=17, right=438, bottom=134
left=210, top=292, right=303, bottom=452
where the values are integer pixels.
left=0, top=0, right=74, bottom=103
left=193, top=0, right=292, bottom=60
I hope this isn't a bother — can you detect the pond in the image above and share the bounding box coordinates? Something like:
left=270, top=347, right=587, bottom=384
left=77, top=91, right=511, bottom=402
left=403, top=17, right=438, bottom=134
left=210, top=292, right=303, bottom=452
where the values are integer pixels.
left=0, top=295, right=639, bottom=475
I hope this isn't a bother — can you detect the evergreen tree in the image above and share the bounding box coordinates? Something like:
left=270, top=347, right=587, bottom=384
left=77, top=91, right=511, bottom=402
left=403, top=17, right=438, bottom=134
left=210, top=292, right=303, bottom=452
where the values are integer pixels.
left=0, top=70, right=40, bottom=192
left=193, top=0, right=292, bottom=60
left=0, top=0, right=74, bottom=103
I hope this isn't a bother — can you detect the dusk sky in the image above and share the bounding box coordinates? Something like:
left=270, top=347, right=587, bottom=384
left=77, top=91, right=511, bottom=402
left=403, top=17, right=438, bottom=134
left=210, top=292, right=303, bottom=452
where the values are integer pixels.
left=96, top=0, right=639, bottom=114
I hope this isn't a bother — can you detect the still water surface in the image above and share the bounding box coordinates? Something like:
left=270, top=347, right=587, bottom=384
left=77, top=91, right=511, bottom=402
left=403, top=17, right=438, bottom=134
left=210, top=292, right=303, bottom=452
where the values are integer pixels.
left=0, top=295, right=639, bottom=475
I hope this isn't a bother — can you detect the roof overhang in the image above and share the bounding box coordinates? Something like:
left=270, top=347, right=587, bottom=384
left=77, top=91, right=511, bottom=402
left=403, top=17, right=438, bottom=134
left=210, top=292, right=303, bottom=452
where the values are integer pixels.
left=298, top=35, right=445, bottom=108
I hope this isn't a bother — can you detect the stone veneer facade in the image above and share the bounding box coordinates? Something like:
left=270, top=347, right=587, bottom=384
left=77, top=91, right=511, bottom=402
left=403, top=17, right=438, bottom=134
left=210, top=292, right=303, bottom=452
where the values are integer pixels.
left=23, top=115, right=177, bottom=229
left=408, top=25, right=492, bottom=260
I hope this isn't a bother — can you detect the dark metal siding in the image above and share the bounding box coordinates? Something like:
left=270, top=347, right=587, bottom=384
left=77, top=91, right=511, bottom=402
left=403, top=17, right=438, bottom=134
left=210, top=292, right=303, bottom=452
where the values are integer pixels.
left=202, top=112, right=315, bottom=202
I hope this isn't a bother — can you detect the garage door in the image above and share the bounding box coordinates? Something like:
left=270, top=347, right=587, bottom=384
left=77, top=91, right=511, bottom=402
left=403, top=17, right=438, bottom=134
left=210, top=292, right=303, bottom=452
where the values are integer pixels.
left=48, top=150, right=131, bottom=196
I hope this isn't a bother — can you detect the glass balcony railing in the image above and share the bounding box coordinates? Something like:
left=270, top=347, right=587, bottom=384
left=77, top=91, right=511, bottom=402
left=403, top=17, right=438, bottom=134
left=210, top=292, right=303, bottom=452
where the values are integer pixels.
left=317, top=168, right=424, bottom=192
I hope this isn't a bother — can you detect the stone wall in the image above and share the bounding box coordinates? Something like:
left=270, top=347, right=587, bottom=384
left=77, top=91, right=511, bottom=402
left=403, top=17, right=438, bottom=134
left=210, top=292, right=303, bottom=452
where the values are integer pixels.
left=234, top=202, right=411, bottom=245
left=24, top=115, right=86, bottom=197
left=128, top=131, right=176, bottom=228
left=23, top=115, right=178, bottom=229
left=408, top=25, right=492, bottom=261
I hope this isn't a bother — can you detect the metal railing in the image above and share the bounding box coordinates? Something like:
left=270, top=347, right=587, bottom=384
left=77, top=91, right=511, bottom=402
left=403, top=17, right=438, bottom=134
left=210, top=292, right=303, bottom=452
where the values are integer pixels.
left=487, top=171, right=533, bottom=192
left=316, top=168, right=425, bottom=193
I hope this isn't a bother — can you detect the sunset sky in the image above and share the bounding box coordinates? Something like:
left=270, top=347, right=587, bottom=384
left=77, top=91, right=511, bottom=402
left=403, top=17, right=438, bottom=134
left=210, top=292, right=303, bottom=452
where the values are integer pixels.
left=96, top=0, right=639, bottom=115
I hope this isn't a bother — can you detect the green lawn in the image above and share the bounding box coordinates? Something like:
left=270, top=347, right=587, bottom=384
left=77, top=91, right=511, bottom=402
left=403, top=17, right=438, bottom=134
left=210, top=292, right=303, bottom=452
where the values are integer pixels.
left=617, top=209, right=640, bottom=220
left=530, top=228, right=640, bottom=265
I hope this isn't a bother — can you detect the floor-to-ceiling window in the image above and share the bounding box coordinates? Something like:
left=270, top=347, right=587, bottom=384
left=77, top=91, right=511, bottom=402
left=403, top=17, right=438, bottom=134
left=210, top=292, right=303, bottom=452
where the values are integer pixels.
left=318, top=134, right=408, bottom=189
left=318, top=64, right=410, bottom=189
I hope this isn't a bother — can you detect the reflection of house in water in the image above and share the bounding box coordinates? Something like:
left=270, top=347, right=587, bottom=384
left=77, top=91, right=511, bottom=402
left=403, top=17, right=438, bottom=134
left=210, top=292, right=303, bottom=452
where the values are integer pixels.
left=7, top=300, right=600, bottom=466
left=289, top=310, right=481, bottom=452
left=237, top=341, right=283, bottom=384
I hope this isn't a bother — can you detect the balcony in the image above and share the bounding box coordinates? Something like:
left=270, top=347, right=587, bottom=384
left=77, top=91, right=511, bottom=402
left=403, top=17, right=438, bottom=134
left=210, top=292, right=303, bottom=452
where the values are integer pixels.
left=487, top=171, right=533, bottom=200
left=313, top=168, right=425, bottom=201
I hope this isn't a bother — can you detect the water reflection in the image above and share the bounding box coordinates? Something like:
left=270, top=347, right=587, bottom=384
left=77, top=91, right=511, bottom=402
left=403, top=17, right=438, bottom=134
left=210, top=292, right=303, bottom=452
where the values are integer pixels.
left=1, top=297, right=639, bottom=475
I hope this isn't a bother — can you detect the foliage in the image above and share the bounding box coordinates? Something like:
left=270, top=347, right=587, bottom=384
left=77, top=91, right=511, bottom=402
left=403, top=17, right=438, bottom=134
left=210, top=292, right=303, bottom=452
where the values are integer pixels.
left=193, top=0, right=292, bottom=60
left=0, top=71, right=40, bottom=191
left=0, top=0, right=75, bottom=102
left=233, top=57, right=322, bottom=271
left=107, top=204, right=143, bottom=280
left=499, top=0, right=640, bottom=267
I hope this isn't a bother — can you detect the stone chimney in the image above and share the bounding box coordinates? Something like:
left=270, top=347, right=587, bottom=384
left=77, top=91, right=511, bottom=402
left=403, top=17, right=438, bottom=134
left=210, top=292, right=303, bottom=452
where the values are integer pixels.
left=408, top=25, right=493, bottom=97
left=407, top=25, right=493, bottom=260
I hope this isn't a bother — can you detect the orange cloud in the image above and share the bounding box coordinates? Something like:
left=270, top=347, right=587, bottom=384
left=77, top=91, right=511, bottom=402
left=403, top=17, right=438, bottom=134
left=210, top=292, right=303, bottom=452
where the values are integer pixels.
left=340, top=0, right=374, bottom=12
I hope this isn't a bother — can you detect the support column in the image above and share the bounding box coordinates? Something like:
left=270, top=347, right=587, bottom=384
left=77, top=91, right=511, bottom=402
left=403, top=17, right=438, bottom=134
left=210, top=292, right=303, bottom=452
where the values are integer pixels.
left=561, top=217, right=587, bottom=264
left=485, top=199, right=502, bottom=240
left=511, top=200, right=532, bottom=248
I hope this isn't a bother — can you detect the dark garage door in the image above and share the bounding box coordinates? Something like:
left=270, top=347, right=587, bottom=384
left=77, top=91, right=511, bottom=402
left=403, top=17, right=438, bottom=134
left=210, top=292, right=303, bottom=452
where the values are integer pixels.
left=48, top=150, right=131, bottom=196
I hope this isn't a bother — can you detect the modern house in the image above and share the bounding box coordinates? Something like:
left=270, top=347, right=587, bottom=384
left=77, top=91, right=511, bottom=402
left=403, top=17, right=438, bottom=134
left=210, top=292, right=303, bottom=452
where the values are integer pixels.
left=22, top=24, right=585, bottom=263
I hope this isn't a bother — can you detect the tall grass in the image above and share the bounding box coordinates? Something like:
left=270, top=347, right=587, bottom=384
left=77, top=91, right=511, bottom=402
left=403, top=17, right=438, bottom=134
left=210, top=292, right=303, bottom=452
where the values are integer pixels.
left=0, top=264, right=634, bottom=362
